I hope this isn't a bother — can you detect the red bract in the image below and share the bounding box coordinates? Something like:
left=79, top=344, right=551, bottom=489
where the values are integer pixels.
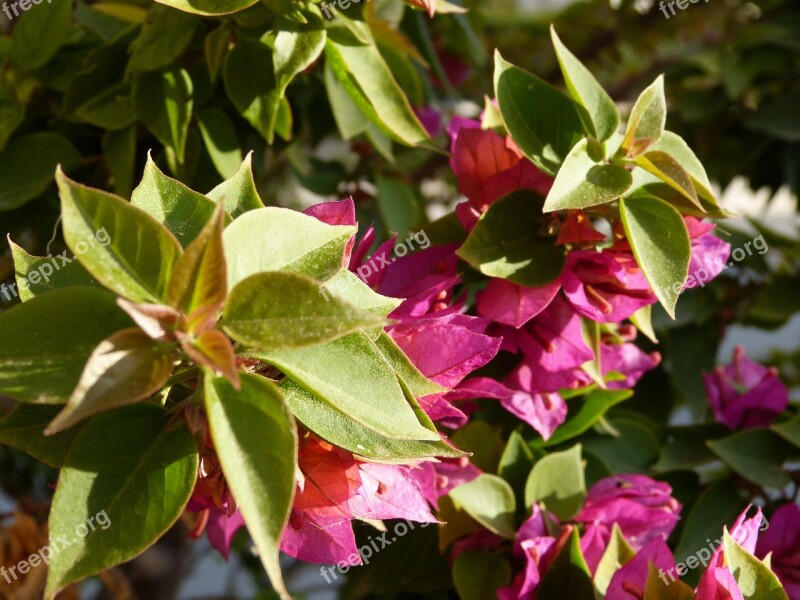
left=756, top=504, right=800, bottom=599
left=703, top=346, right=789, bottom=430
left=575, top=474, right=681, bottom=571
left=497, top=505, right=558, bottom=600
left=280, top=437, right=436, bottom=565
left=447, top=116, right=553, bottom=229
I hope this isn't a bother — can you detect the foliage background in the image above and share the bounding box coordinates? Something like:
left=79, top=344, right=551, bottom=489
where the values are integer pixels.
left=1, top=0, right=799, bottom=598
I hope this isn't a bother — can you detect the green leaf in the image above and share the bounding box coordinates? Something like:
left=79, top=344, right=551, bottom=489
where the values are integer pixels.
left=0, top=95, right=24, bottom=152
left=0, top=133, right=81, bottom=211
left=224, top=37, right=281, bottom=143
left=630, top=304, right=658, bottom=343
left=457, top=190, right=566, bottom=286
left=133, top=68, right=194, bottom=164
left=707, top=429, right=795, bottom=489
left=449, top=474, right=517, bottom=539
left=253, top=332, right=440, bottom=441
left=126, top=4, right=197, bottom=74
left=644, top=562, right=696, bottom=599
left=542, top=389, right=632, bottom=448
left=319, top=270, right=403, bottom=331
left=634, top=151, right=701, bottom=210
left=773, top=417, right=800, bottom=449
left=204, top=372, right=296, bottom=600
left=525, top=444, right=586, bottom=520
left=373, top=332, right=446, bottom=397
left=324, top=59, right=369, bottom=140
left=0, top=287, right=133, bottom=403
left=223, top=271, right=384, bottom=350
left=674, top=480, right=745, bottom=577
left=453, top=551, right=511, bottom=600
left=550, top=27, right=619, bottom=142
left=619, top=195, right=691, bottom=318
left=204, top=25, right=231, bottom=81
left=45, top=404, right=198, bottom=599
left=325, top=26, right=429, bottom=147
left=131, top=154, right=220, bottom=247
left=206, top=152, right=265, bottom=217
left=594, top=523, right=636, bottom=595
left=494, top=51, right=585, bottom=175
left=10, top=240, right=96, bottom=302
left=196, top=107, right=243, bottom=179
left=497, top=430, right=535, bottom=504
left=622, top=75, right=666, bottom=157
left=154, top=0, right=259, bottom=16
left=103, top=126, right=137, bottom=198
left=0, top=404, right=84, bottom=468
left=58, top=168, right=183, bottom=303
left=45, top=329, right=176, bottom=434
left=11, top=0, right=72, bottom=71
left=648, top=130, right=720, bottom=210
left=723, top=531, right=789, bottom=600
left=376, top=175, right=422, bottom=239
left=281, top=380, right=464, bottom=462
left=168, top=204, right=228, bottom=317
left=537, top=528, right=594, bottom=600
left=274, top=13, right=326, bottom=97
left=543, top=138, right=633, bottom=212
left=223, top=206, right=355, bottom=287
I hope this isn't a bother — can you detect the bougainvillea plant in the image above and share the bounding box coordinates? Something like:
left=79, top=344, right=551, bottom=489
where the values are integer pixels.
left=1, top=4, right=798, bottom=600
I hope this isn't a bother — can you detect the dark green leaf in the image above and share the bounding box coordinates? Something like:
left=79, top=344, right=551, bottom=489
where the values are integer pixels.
left=457, top=190, right=566, bottom=286
left=11, top=0, right=72, bottom=71
left=707, top=429, right=795, bottom=489
left=274, top=13, right=326, bottom=97
left=127, top=4, right=197, bottom=74
left=453, top=551, right=511, bottom=600
left=619, top=195, right=691, bottom=318
left=0, top=404, right=84, bottom=467
left=133, top=68, right=194, bottom=164
left=0, top=287, right=133, bottom=404
left=0, top=133, right=81, bottom=211
left=537, top=528, right=594, bottom=600
left=45, top=404, right=198, bottom=598
left=102, top=126, right=137, bottom=198
left=494, top=51, right=585, bottom=175
left=224, top=37, right=281, bottom=143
